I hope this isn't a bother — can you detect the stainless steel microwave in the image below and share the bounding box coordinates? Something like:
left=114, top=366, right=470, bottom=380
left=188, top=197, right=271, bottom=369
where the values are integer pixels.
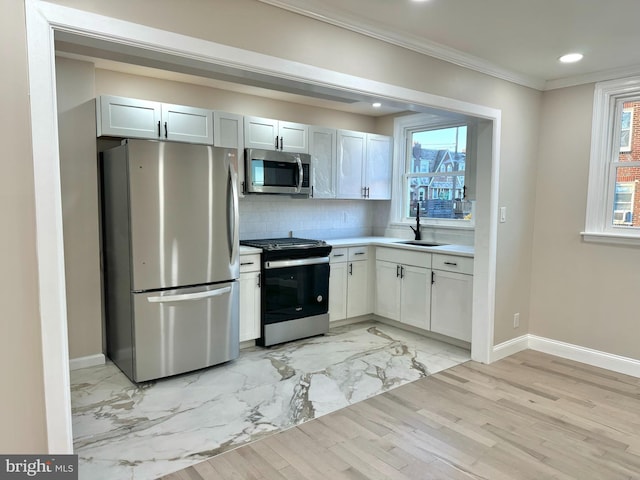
left=244, top=148, right=310, bottom=195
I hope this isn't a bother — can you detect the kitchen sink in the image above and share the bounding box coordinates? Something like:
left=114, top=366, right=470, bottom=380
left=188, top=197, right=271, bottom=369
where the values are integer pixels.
left=399, top=241, right=448, bottom=247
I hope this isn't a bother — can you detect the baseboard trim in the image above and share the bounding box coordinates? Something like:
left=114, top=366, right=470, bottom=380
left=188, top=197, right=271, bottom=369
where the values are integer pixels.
left=527, top=335, right=640, bottom=378
left=69, top=353, right=105, bottom=371
left=491, top=335, right=529, bottom=362
left=492, top=334, right=639, bottom=378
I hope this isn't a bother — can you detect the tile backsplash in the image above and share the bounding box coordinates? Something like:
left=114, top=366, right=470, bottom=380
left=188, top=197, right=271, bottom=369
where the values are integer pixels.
left=239, top=196, right=382, bottom=240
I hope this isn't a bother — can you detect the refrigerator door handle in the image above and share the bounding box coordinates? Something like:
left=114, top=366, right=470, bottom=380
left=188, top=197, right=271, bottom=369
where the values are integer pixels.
left=147, top=285, right=232, bottom=303
left=228, top=162, right=239, bottom=263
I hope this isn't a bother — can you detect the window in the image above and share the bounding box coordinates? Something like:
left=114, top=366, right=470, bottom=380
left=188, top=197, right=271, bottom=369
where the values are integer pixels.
left=620, top=107, right=633, bottom=152
left=405, top=124, right=469, bottom=221
left=584, top=78, right=640, bottom=244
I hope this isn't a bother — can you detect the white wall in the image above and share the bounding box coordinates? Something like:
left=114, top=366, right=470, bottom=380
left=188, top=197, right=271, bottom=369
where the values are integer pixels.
left=530, top=84, right=640, bottom=360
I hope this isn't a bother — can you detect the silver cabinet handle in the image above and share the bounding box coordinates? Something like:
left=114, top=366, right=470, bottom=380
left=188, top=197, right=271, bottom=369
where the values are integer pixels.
left=147, top=286, right=231, bottom=303
left=354, top=252, right=365, bottom=255
left=240, top=261, right=255, bottom=266
left=333, top=253, right=345, bottom=257
left=444, top=261, right=458, bottom=266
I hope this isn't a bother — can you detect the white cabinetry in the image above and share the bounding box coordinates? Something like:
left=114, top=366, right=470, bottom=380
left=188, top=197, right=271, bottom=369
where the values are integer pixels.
left=375, top=247, right=431, bottom=330
left=214, top=111, right=245, bottom=196
left=430, top=254, right=473, bottom=342
left=309, top=126, right=337, bottom=198
left=244, top=116, right=308, bottom=153
left=336, top=130, right=392, bottom=199
left=96, top=95, right=213, bottom=144
left=239, top=253, right=261, bottom=342
left=328, top=246, right=371, bottom=322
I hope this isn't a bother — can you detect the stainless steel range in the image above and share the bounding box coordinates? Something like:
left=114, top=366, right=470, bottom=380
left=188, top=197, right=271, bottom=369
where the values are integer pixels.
left=240, top=237, right=332, bottom=346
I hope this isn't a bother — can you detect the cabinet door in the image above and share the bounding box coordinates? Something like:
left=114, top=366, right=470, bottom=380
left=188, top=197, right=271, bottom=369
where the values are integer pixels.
left=431, top=270, right=472, bottom=342
left=329, top=261, right=348, bottom=322
left=239, top=271, right=261, bottom=342
left=400, top=265, right=431, bottom=330
left=309, top=127, right=336, bottom=198
left=336, top=130, right=366, bottom=199
left=214, top=111, right=245, bottom=197
left=365, top=134, right=392, bottom=199
left=279, top=121, right=308, bottom=153
left=213, top=111, right=243, bottom=149
left=244, top=116, right=278, bottom=150
left=375, top=260, right=401, bottom=321
left=97, top=95, right=161, bottom=139
left=161, top=103, right=213, bottom=144
left=347, top=260, right=370, bottom=318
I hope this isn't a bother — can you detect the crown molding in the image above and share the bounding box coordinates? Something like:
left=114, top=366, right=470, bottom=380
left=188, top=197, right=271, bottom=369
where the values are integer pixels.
left=544, top=63, right=640, bottom=90
left=259, top=0, right=640, bottom=93
left=257, top=0, right=546, bottom=91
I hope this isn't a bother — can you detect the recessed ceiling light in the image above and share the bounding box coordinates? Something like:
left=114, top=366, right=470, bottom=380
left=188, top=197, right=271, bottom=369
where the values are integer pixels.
left=559, top=53, right=583, bottom=64
left=372, top=102, right=382, bottom=108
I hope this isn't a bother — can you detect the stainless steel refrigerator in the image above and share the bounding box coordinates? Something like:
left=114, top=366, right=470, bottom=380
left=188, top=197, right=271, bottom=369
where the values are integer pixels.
left=101, top=139, right=240, bottom=382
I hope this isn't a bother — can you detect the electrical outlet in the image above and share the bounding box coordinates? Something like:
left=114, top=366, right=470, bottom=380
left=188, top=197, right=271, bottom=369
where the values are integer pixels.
left=513, top=312, right=520, bottom=328
left=500, top=206, right=507, bottom=223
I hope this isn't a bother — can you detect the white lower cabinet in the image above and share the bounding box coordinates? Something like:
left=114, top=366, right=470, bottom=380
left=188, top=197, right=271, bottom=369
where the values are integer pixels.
left=375, top=247, right=431, bottom=330
left=430, top=254, right=473, bottom=342
left=329, top=246, right=371, bottom=322
left=239, top=253, right=261, bottom=342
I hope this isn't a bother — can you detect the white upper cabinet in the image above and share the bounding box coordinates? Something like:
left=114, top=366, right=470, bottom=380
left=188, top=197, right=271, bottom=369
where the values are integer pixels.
left=161, top=103, right=213, bottom=144
left=336, top=129, right=392, bottom=200
left=336, top=129, right=367, bottom=199
left=309, top=126, right=337, bottom=198
left=213, top=111, right=243, bottom=149
left=365, top=134, right=392, bottom=199
left=97, top=95, right=161, bottom=140
left=244, top=116, right=308, bottom=153
left=97, top=95, right=213, bottom=145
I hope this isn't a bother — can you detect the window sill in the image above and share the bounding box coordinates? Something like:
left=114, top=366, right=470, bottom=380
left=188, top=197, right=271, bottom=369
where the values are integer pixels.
left=581, top=231, right=640, bottom=247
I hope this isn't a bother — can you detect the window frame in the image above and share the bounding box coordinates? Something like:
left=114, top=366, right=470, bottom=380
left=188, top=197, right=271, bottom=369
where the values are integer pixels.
left=583, top=77, right=640, bottom=245
left=392, top=113, right=474, bottom=228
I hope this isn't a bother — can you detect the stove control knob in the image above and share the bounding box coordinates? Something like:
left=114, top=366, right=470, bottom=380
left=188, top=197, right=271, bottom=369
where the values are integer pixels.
left=317, top=295, right=323, bottom=303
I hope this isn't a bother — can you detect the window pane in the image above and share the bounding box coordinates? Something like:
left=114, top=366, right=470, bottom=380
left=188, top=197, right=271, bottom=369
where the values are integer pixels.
left=620, top=107, right=633, bottom=152
left=612, top=173, right=637, bottom=226
left=407, top=125, right=467, bottom=221
left=408, top=175, right=466, bottom=219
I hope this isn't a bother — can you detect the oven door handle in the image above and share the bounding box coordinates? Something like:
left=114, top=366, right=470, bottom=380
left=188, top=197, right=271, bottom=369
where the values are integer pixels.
left=265, top=257, right=330, bottom=269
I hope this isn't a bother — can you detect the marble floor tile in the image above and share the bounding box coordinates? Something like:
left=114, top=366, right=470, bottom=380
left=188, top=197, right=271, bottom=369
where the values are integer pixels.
left=71, top=320, right=470, bottom=480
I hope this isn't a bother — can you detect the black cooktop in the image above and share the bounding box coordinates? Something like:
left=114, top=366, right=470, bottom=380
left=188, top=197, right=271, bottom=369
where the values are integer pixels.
left=240, top=237, right=332, bottom=260
left=241, top=237, right=327, bottom=251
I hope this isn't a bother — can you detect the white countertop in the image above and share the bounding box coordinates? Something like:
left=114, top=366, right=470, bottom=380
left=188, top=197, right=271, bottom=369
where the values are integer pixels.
left=326, top=236, right=474, bottom=257
left=240, top=245, right=262, bottom=254
left=240, top=237, right=474, bottom=257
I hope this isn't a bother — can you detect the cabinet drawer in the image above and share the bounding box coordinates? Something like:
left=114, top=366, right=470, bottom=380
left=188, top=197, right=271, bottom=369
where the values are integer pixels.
left=330, top=248, right=348, bottom=263
left=376, top=247, right=431, bottom=268
left=239, top=254, right=261, bottom=273
left=432, top=254, right=473, bottom=275
left=348, top=246, right=369, bottom=261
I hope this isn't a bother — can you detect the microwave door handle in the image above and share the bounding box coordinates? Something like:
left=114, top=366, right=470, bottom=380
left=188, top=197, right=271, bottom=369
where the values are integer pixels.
left=296, top=156, right=303, bottom=193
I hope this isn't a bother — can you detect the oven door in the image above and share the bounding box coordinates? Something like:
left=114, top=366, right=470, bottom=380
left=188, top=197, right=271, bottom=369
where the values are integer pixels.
left=263, top=257, right=329, bottom=324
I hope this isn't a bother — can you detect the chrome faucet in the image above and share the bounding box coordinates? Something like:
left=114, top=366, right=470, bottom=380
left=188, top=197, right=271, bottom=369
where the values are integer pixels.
left=410, top=201, right=421, bottom=240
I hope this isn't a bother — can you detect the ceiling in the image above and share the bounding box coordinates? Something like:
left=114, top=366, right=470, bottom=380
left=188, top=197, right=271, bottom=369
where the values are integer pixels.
left=259, top=0, right=640, bottom=90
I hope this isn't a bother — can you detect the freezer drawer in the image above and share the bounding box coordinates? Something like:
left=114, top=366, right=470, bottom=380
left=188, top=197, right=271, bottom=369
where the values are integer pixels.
left=128, top=281, right=239, bottom=382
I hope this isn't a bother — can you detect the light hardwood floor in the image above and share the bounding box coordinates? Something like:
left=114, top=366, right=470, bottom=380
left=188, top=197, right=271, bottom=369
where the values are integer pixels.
left=160, top=350, right=640, bottom=479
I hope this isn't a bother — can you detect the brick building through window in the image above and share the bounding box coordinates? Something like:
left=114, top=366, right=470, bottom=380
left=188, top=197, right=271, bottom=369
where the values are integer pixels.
left=616, top=102, right=640, bottom=227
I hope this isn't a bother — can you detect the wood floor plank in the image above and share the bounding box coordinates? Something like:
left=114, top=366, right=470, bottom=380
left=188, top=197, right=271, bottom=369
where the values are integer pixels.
left=166, top=350, right=640, bottom=480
